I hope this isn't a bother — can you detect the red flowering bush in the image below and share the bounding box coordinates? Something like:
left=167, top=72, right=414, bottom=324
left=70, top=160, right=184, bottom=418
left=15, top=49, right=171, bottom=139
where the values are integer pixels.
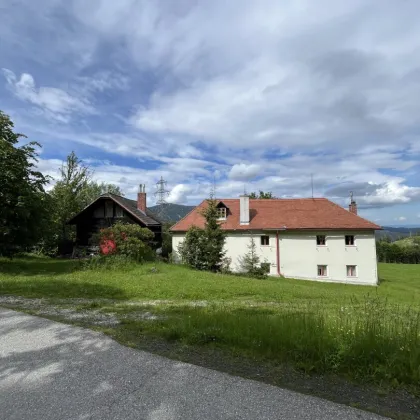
left=98, top=222, right=154, bottom=262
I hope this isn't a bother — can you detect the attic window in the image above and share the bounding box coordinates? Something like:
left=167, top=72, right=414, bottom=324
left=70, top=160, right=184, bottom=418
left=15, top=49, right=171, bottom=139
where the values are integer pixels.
left=115, top=206, right=124, bottom=218
left=345, top=235, right=355, bottom=246
left=316, top=235, right=326, bottom=246
left=105, top=201, right=113, bottom=218
left=217, top=207, right=227, bottom=220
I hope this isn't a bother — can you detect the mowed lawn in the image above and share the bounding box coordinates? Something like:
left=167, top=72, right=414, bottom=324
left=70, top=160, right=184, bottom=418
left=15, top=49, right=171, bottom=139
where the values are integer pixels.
left=0, top=257, right=419, bottom=307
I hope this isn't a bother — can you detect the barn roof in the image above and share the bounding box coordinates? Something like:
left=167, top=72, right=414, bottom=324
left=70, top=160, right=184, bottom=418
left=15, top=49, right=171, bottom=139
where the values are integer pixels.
left=170, top=198, right=381, bottom=232
left=67, top=193, right=161, bottom=226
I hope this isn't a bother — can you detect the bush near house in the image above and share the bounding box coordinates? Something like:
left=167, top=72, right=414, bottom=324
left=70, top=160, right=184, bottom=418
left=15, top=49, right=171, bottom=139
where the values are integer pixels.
left=90, top=222, right=155, bottom=265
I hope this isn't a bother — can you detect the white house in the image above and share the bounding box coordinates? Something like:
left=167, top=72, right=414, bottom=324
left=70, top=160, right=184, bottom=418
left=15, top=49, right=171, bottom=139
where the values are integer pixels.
left=171, top=196, right=381, bottom=285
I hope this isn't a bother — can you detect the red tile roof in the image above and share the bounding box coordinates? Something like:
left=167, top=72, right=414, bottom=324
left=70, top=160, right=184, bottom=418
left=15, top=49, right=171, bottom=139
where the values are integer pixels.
left=170, top=198, right=381, bottom=231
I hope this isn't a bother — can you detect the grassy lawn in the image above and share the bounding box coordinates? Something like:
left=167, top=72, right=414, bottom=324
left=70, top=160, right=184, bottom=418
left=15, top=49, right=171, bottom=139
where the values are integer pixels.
left=1, top=256, right=420, bottom=418
left=1, top=256, right=419, bottom=306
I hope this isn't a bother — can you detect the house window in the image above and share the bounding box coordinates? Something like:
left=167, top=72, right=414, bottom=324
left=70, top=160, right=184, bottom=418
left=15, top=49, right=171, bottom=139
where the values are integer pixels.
left=317, top=265, right=327, bottom=277
left=261, top=235, right=270, bottom=246
left=105, top=201, right=113, bottom=218
left=217, top=207, right=227, bottom=219
left=345, top=235, right=355, bottom=246
left=115, top=206, right=124, bottom=218
left=347, top=265, right=357, bottom=277
left=316, top=235, right=326, bottom=246
left=93, top=205, right=104, bottom=218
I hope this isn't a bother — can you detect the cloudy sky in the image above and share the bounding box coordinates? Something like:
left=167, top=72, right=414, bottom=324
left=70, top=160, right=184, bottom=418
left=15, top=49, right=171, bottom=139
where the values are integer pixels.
left=1, top=0, right=420, bottom=226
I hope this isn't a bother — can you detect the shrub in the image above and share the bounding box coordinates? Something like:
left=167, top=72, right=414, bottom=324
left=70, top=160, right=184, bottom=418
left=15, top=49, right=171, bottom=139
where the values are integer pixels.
left=97, top=222, right=155, bottom=262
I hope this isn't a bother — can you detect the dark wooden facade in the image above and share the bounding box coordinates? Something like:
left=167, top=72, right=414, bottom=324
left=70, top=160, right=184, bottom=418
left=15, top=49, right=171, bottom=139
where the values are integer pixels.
left=68, top=195, right=162, bottom=248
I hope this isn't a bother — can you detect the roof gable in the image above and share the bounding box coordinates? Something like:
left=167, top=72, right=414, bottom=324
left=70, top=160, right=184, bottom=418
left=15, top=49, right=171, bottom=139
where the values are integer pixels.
left=170, top=198, right=381, bottom=232
left=67, top=193, right=161, bottom=226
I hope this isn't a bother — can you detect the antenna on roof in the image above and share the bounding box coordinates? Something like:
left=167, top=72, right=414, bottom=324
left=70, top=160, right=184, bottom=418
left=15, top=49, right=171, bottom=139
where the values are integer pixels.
left=311, top=173, right=314, bottom=198
left=210, top=173, right=216, bottom=199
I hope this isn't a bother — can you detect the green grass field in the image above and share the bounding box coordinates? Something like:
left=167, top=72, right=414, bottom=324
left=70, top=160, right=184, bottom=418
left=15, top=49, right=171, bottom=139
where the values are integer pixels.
left=1, top=257, right=419, bottom=396
left=1, top=256, right=419, bottom=306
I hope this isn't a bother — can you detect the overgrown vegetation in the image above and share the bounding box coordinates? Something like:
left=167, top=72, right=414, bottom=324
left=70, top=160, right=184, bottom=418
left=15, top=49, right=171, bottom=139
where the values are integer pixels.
left=377, top=237, right=420, bottom=264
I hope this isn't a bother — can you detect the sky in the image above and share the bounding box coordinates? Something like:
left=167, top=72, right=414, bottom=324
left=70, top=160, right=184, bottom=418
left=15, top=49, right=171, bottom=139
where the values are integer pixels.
left=1, top=0, right=420, bottom=226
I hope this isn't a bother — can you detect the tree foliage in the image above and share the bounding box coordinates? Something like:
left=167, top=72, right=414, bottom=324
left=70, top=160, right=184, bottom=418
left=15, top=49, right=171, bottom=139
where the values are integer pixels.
left=239, top=236, right=269, bottom=277
left=50, top=151, right=91, bottom=241
left=80, top=182, right=123, bottom=207
left=179, top=197, right=226, bottom=271
left=0, top=111, right=50, bottom=256
left=249, top=191, right=274, bottom=199
left=50, top=151, right=123, bottom=243
left=376, top=238, right=420, bottom=264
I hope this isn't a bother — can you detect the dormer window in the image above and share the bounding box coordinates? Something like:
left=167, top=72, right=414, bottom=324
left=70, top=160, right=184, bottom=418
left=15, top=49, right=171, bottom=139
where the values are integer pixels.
left=217, top=207, right=227, bottom=220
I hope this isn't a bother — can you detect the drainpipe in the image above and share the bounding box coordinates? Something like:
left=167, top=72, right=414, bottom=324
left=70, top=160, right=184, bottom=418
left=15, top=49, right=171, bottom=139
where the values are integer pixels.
left=276, top=230, right=280, bottom=276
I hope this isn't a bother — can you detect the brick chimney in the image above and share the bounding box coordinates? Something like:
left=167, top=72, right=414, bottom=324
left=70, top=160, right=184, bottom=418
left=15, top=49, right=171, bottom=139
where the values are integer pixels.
left=349, top=191, right=357, bottom=215
left=137, top=184, right=146, bottom=213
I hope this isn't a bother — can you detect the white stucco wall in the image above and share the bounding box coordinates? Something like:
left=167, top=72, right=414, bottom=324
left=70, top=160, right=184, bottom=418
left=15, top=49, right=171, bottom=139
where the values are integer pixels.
left=278, top=231, right=378, bottom=285
left=172, top=230, right=378, bottom=285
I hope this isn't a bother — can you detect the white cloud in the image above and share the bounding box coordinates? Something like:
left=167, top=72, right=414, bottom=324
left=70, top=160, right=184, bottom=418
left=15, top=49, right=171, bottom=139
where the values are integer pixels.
left=168, top=184, right=193, bottom=204
left=229, top=163, right=261, bottom=181
left=2, top=69, right=95, bottom=122
left=395, top=216, right=407, bottom=222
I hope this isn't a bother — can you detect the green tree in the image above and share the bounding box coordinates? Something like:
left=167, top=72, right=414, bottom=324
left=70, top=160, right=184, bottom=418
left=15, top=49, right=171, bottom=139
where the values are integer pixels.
left=239, top=236, right=260, bottom=272
left=179, top=196, right=226, bottom=271
left=80, top=182, right=123, bottom=207
left=0, top=111, right=50, bottom=256
left=249, top=191, right=274, bottom=199
left=50, top=151, right=92, bottom=241
left=201, top=197, right=226, bottom=271
left=178, top=226, right=208, bottom=270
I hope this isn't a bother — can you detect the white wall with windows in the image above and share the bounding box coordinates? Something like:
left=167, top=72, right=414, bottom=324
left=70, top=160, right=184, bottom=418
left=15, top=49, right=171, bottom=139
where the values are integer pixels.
left=172, top=230, right=378, bottom=285
left=279, top=231, right=378, bottom=285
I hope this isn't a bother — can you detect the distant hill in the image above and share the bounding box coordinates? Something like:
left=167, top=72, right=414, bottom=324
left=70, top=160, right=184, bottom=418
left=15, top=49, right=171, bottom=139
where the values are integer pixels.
left=148, top=203, right=195, bottom=223
left=375, top=226, right=420, bottom=241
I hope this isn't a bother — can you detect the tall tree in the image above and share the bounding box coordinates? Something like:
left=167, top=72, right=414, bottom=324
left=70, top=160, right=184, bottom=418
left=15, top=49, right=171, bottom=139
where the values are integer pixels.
left=201, top=196, right=226, bottom=271
left=50, top=151, right=92, bottom=240
left=0, top=111, right=50, bottom=256
left=249, top=191, right=274, bottom=199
